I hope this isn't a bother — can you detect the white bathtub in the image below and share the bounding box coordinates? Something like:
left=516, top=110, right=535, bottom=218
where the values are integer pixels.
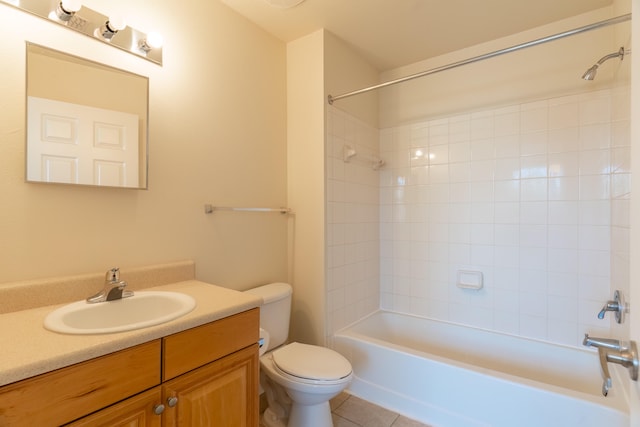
left=332, top=311, right=629, bottom=427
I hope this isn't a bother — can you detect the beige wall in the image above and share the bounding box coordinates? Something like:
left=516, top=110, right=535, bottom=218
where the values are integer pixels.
left=0, top=0, right=288, bottom=290
left=287, top=30, right=326, bottom=345
left=324, top=31, right=379, bottom=128
left=286, top=29, right=379, bottom=345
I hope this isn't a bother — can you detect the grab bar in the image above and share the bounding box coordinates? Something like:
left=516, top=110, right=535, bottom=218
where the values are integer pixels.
left=204, top=205, right=292, bottom=214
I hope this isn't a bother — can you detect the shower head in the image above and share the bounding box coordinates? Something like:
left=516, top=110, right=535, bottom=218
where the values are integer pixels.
left=582, top=46, right=628, bottom=80
left=581, top=64, right=599, bottom=81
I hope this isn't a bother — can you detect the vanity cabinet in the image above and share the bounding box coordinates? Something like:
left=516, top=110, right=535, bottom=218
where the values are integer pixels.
left=0, top=308, right=259, bottom=427
left=69, top=344, right=258, bottom=427
left=162, top=345, right=258, bottom=426
left=161, top=309, right=259, bottom=427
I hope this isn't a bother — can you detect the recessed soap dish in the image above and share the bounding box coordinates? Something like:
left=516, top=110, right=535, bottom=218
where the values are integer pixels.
left=457, top=270, right=483, bottom=290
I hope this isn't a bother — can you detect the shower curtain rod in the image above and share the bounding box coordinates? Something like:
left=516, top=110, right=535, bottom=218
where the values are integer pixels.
left=327, top=13, right=631, bottom=104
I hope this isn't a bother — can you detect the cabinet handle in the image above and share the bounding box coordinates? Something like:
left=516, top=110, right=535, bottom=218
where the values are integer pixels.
left=153, top=404, right=165, bottom=415
left=167, top=396, right=179, bottom=407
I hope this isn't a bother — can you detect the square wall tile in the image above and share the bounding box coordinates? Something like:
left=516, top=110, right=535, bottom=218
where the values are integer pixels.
left=328, top=86, right=629, bottom=349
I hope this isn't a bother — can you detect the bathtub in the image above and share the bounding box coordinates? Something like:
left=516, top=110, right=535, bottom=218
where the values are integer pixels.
left=332, top=311, right=629, bottom=427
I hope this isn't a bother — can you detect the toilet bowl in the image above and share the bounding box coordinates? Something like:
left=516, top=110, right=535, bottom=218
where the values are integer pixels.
left=260, top=343, right=352, bottom=427
left=245, top=283, right=353, bottom=427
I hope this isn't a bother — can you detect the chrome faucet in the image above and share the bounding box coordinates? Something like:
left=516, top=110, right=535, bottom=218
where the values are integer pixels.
left=583, top=335, right=623, bottom=350
left=86, top=267, right=134, bottom=303
left=583, top=333, right=638, bottom=396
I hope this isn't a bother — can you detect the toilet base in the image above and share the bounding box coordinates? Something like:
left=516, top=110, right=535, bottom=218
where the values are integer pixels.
left=261, top=407, right=287, bottom=427
left=288, top=401, right=332, bottom=427
left=262, top=402, right=333, bottom=427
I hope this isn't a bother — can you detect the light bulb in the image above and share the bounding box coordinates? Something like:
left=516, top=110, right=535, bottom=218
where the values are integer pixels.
left=108, top=14, right=127, bottom=32
left=56, top=0, right=82, bottom=21
left=146, top=32, right=163, bottom=49
left=138, top=31, right=163, bottom=53
left=60, top=0, right=82, bottom=13
left=95, top=14, right=127, bottom=40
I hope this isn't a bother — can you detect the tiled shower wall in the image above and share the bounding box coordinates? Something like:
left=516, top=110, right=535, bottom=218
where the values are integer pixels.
left=610, top=86, right=632, bottom=343
left=379, top=88, right=630, bottom=347
left=326, top=106, right=380, bottom=338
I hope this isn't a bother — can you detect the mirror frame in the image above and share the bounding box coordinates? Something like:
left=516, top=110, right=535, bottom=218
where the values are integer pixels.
left=25, top=42, right=149, bottom=189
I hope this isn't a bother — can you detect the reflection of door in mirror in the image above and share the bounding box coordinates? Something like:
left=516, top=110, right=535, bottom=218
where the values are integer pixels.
left=27, top=97, right=139, bottom=187
left=25, top=43, right=149, bottom=189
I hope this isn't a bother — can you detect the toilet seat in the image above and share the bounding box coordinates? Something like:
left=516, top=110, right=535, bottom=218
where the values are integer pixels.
left=271, top=342, right=352, bottom=385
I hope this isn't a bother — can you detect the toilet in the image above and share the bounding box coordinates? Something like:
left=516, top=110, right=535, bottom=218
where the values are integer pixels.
left=245, top=283, right=352, bottom=427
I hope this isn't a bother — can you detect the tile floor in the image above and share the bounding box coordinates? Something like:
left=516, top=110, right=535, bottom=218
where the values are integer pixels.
left=330, top=393, right=431, bottom=427
left=259, top=392, right=431, bottom=427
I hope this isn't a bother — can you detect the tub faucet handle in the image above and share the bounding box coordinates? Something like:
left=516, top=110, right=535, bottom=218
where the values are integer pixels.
left=597, top=346, right=612, bottom=396
left=583, top=333, right=639, bottom=396
left=597, top=290, right=627, bottom=324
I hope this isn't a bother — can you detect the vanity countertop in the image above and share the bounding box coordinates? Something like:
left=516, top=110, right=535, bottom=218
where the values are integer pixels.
left=0, top=280, right=261, bottom=387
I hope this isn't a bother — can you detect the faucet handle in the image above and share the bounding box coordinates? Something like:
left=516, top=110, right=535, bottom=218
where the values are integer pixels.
left=597, top=347, right=612, bottom=396
left=105, top=267, right=120, bottom=283
left=597, top=290, right=627, bottom=324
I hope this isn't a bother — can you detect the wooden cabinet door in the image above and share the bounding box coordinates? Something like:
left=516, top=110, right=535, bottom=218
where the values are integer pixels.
left=66, top=387, right=162, bottom=427
left=162, top=344, right=259, bottom=427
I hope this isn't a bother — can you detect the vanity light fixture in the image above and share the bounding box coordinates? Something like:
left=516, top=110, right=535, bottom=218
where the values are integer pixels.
left=97, top=15, right=127, bottom=41
left=55, top=0, right=82, bottom=22
left=138, top=31, right=163, bottom=53
left=0, top=0, right=163, bottom=65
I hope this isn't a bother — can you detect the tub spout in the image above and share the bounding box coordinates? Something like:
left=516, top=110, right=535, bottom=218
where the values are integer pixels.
left=582, top=334, right=622, bottom=351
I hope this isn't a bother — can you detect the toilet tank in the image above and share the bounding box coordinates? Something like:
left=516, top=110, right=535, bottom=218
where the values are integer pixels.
left=244, top=283, right=292, bottom=351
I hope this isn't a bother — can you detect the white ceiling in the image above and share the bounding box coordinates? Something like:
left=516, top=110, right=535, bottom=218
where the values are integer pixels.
left=220, top=0, right=614, bottom=71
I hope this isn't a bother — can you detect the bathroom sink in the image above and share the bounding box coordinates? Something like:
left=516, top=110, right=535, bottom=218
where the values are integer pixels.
left=44, top=291, right=197, bottom=335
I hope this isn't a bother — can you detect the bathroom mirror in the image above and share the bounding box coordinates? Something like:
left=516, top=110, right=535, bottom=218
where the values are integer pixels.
left=25, top=43, right=149, bottom=189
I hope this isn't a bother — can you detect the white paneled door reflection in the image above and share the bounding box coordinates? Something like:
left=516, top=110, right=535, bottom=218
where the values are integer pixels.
left=27, top=97, right=139, bottom=187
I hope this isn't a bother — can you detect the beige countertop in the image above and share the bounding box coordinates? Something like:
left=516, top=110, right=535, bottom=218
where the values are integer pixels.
left=0, top=280, right=261, bottom=387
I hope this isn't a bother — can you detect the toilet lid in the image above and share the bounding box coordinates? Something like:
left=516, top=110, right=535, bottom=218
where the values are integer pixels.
left=272, top=342, right=352, bottom=381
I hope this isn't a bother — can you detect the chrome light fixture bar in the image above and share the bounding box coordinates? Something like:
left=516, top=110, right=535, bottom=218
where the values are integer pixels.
left=0, top=0, right=163, bottom=65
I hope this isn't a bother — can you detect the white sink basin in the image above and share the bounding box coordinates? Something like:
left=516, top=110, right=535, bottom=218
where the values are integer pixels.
left=44, top=291, right=197, bottom=335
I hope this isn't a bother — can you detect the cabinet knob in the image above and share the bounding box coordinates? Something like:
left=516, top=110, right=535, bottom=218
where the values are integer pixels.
left=167, top=396, right=179, bottom=407
left=153, top=404, right=165, bottom=415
